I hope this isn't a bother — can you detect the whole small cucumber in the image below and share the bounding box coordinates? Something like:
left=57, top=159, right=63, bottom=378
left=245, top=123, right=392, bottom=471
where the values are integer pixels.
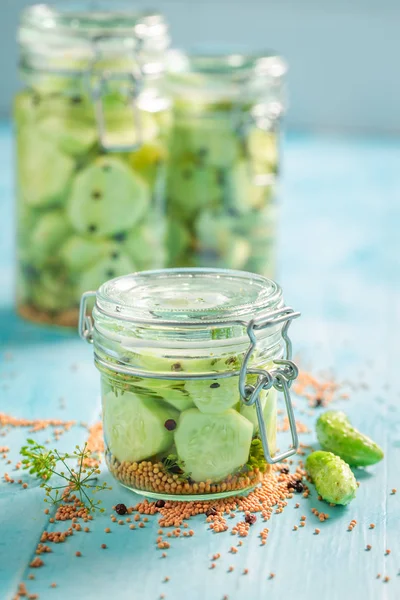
left=316, top=411, right=384, bottom=467
left=305, top=450, right=357, bottom=505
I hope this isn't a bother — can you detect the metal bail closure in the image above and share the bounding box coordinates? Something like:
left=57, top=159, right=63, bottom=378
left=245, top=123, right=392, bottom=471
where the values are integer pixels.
left=87, top=37, right=144, bottom=153
left=239, top=306, right=301, bottom=464
left=79, top=292, right=96, bottom=343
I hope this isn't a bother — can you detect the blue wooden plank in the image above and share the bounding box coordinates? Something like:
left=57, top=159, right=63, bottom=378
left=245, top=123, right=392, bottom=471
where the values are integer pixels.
left=1, top=122, right=399, bottom=599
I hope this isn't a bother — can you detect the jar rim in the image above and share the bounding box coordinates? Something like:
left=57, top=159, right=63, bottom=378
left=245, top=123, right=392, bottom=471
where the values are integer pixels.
left=167, top=49, right=287, bottom=80
left=20, top=3, right=167, bottom=41
left=166, top=49, right=286, bottom=111
left=18, top=3, right=169, bottom=75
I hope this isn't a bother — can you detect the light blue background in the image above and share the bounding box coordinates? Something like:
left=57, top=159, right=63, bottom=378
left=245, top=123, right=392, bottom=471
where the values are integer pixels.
left=2, top=0, right=400, bottom=133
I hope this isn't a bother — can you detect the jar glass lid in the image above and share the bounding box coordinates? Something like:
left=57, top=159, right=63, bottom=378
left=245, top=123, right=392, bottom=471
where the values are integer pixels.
left=93, top=268, right=283, bottom=344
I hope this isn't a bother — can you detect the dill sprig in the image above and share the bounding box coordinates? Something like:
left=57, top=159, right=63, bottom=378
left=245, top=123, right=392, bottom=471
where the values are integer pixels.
left=20, top=439, right=111, bottom=513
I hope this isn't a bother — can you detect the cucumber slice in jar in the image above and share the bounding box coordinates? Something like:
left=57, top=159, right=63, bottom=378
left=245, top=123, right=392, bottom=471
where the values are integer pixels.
left=18, top=131, right=75, bottom=208
left=184, top=377, right=239, bottom=414
left=29, top=210, right=72, bottom=267
left=102, top=109, right=159, bottom=149
left=134, top=380, right=195, bottom=412
left=240, top=388, right=277, bottom=455
left=167, top=160, right=222, bottom=221
left=174, top=408, right=253, bottom=482
left=247, top=129, right=278, bottom=172
left=123, top=221, right=166, bottom=271
left=30, top=270, right=76, bottom=312
left=195, top=211, right=251, bottom=270
left=103, top=390, right=180, bottom=463
left=59, top=236, right=120, bottom=277
left=38, top=115, right=96, bottom=157
left=166, top=220, right=191, bottom=264
left=171, top=116, right=239, bottom=168
left=75, top=252, right=135, bottom=297
left=67, top=157, right=150, bottom=237
left=128, top=141, right=168, bottom=186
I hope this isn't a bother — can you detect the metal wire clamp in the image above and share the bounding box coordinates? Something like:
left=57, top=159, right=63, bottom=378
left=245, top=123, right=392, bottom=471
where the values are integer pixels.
left=239, top=306, right=300, bottom=463
left=87, top=36, right=144, bottom=153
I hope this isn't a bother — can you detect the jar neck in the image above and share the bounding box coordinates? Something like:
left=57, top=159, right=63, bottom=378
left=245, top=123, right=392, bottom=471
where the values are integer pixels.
left=18, top=5, right=169, bottom=92
left=93, top=327, right=285, bottom=380
left=167, top=50, right=287, bottom=119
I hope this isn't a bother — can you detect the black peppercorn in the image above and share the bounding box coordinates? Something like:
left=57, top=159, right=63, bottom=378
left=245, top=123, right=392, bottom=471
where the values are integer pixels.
left=115, top=503, right=127, bottom=515
left=164, top=419, right=177, bottom=431
left=280, top=467, right=290, bottom=474
left=245, top=513, right=257, bottom=525
left=293, top=480, right=304, bottom=493
left=171, top=363, right=183, bottom=372
left=314, top=397, right=323, bottom=407
left=206, top=506, right=218, bottom=517
left=155, top=499, right=165, bottom=508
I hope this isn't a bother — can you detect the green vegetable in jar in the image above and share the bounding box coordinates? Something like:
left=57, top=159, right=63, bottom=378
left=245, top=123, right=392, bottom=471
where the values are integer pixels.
left=316, top=411, right=384, bottom=467
left=305, top=450, right=357, bottom=505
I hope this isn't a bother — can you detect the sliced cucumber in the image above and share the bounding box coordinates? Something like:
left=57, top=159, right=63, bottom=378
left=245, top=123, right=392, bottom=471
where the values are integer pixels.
left=247, top=129, right=278, bottom=170
left=166, top=219, right=191, bottom=264
left=102, top=390, right=179, bottom=463
left=239, top=391, right=267, bottom=432
left=29, top=210, right=72, bottom=267
left=102, top=110, right=159, bottom=149
left=171, top=116, right=239, bottom=167
left=123, top=221, right=166, bottom=271
left=133, top=379, right=195, bottom=412
left=30, top=270, right=76, bottom=312
left=167, top=159, right=221, bottom=221
left=128, top=141, right=168, bottom=186
left=59, top=236, right=119, bottom=277
left=38, top=114, right=96, bottom=157
left=240, top=388, right=277, bottom=454
left=18, top=131, right=75, bottom=208
left=76, top=252, right=135, bottom=297
left=174, top=408, right=253, bottom=482
left=195, top=211, right=251, bottom=270
left=67, top=157, right=150, bottom=237
left=184, top=377, right=239, bottom=414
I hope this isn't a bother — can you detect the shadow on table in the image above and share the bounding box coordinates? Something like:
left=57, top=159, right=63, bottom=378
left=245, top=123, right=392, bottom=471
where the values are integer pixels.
left=0, top=305, right=77, bottom=348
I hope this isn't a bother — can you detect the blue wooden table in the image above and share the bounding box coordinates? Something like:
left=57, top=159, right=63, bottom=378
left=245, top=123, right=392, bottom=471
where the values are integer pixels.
left=1, top=122, right=399, bottom=600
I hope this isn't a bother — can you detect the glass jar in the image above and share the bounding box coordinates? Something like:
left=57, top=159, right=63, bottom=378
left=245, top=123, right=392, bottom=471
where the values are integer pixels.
left=165, top=51, right=286, bottom=276
left=79, top=268, right=300, bottom=500
left=15, top=3, right=171, bottom=327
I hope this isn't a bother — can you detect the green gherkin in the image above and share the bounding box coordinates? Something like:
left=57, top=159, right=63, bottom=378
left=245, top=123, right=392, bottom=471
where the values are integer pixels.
left=305, top=451, right=357, bottom=505
left=316, top=411, right=384, bottom=467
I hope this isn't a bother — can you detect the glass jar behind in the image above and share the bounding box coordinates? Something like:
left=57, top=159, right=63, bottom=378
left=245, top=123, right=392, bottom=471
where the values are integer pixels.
left=79, top=268, right=300, bottom=500
left=165, top=51, right=286, bottom=277
left=15, top=4, right=171, bottom=327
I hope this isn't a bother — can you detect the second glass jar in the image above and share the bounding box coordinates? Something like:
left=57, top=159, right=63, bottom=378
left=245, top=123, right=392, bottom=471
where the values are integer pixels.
left=165, top=51, right=287, bottom=277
